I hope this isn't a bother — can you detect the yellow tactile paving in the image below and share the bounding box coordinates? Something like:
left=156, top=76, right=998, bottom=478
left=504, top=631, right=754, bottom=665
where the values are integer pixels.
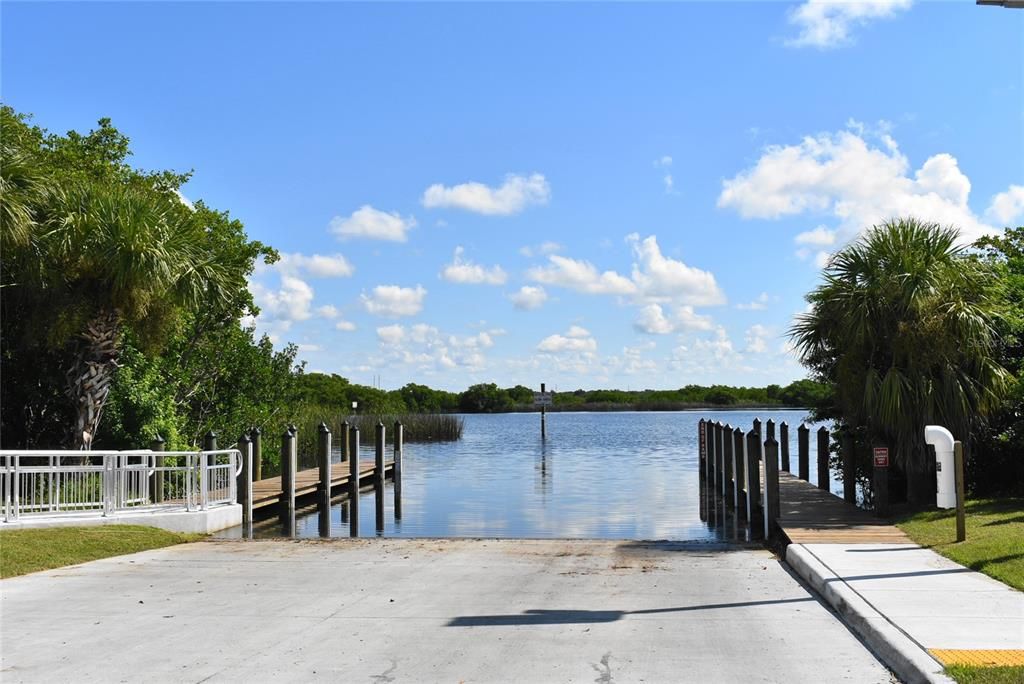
left=929, top=649, right=1024, bottom=667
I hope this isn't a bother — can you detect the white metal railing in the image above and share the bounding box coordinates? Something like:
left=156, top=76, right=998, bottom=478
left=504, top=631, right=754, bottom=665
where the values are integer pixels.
left=0, top=449, right=240, bottom=523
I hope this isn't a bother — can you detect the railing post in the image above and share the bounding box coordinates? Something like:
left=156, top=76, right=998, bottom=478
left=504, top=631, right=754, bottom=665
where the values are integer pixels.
left=732, top=427, right=746, bottom=517
left=150, top=434, right=165, bottom=504
left=954, top=441, right=966, bottom=542
left=103, top=454, right=112, bottom=517
left=393, top=421, right=403, bottom=520
left=745, top=430, right=762, bottom=529
left=2, top=452, right=10, bottom=522
left=375, top=421, right=386, bottom=534
left=764, top=437, right=780, bottom=539
left=723, top=424, right=734, bottom=507
left=780, top=422, right=790, bottom=473
left=816, top=426, right=830, bottom=492
left=797, top=424, right=810, bottom=481
left=202, top=431, right=216, bottom=511
left=280, top=428, right=296, bottom=521
left=238, top=434, right=252, bottom=530
left=249, top=426, right=262, bottom=482
left=842, top=433, right=856, bottom=504
left=349, top=426, right=360, bottom=537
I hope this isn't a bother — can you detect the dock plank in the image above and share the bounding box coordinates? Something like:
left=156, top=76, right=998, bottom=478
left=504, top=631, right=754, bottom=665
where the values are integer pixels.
left=252, top=459, right=394, bottom=509
left=777, top=471, right=911, bottom=544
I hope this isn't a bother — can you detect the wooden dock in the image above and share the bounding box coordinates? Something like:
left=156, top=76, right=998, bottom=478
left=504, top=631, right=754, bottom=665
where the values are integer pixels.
left=252, top=459, right=394, bottom=511
left=777, top=472, right=911, bottom=544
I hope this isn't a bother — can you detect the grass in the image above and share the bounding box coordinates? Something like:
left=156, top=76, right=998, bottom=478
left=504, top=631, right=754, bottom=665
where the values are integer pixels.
left=895, top=498, right=1024, bottom=591
left=945, top=665, right=1024, bottom=684
left=0, top=525, right=204, bottom=578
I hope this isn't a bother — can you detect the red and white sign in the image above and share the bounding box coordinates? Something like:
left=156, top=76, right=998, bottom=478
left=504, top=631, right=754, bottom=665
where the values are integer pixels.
left=873, top=447, right=889, bottom=468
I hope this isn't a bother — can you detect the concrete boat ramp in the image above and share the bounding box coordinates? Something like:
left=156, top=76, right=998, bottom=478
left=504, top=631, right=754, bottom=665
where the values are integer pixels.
left=0, top=538, right=894, bottom=683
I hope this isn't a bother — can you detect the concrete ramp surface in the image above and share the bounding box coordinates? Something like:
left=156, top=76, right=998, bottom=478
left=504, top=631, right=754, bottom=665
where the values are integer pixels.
left=0, top=539, right=894, bottom=683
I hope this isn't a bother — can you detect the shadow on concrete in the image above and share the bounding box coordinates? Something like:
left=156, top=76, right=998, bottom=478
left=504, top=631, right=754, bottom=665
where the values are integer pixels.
left=447, top=597, right=814, bottom=627
left=827, top=567, right=972, bottom=583
left=844, top=546, right=921, bottom=553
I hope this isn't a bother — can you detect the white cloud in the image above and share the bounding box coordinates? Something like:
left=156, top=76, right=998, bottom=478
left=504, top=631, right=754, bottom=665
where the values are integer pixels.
left=509, top=285, right=548, bottom=310
left=744, top=324, right=772, bottom=354
left=361, top=285, right=427, bottom=318
left=718, top=126, right=997, bottom=245
left=249, top=275, right=314, bottom=325
left=316, top=305, right=339, bottom=319
left=440, top=247, right=508, bottom=285
left=633, top=303, right=714, bottom=335
left=537, top=327, right=598, bottom=353
left=518, top=241, right=562, bottom=258
left=421, top=173, right=551, bottom=216
left=628, top=234, right=726, bottom=306
left=987, top=185, right=1024, bottom=225
left=335, top=320, right=357, bottom=332
left=786, top=0, right=912, bottom=49
left=663, top=174, right=675, bottom=194
left=330, top=205, right=417, bottom=242
left=373, top=323, right=494, bottom=372
left=277, top=253, right=354, bottom=278
left=376, top=324, right=406, bottom=345
left=794, top=225, right=838, bottom=247
left=296, top=343, right=322, bottom=353
left=527, top=254, right=638, bottom=295
left=654, top=155, right=673, bottom=168
left=736, top=292, right=770, bottom=311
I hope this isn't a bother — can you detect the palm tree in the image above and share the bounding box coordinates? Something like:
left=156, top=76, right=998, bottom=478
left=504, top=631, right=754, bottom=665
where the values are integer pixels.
left=790, top=218, right=1010, bottom=504
left=0, top=145, right=43, bottom=251
left=33, top=181, right=234, bottom=449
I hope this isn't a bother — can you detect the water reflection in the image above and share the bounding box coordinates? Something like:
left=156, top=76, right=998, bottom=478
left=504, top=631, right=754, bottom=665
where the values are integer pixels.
left=216, top=410, right=833, bottom=541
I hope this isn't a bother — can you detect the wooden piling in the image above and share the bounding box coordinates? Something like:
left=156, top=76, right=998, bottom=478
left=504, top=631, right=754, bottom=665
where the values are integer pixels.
left=797, top=424, right=810, bottom=481
left=348, top=426, right=360, bottom=537
left=723, top=423, right=734, bottom=507
left=816, top=426, right=830, bottom=491
left=340, top=421, right=350, bottom=462
left=763, top=437, right=780, bottom=539
left=375, top=421, right=385, bottom=534
left=280, top=428, right=296, bottom=521
left=720, top=421, right=729, bottom=497
left=780, top=422, right=790, bottom=473
left=698, top=419, right=706, bottom=478
left=954, top=441, right=966, bottom=542
left=237, top=433, right=252, bottom=530
left=249, top=427, right=262, bottom=482
left=732, top=427, right=746, bottom=517
left=150, top=434, right=165, bottom=504
left=745, top=429, right=762, bottom=527
left=752, top=418, right=762, bottom=439
left=318, top=422, right=332, bottom=508
left=393, top=421, right=403, bottom=520
left=766, top=419, right=775, bottom=442
left=707, top=420, right=717, bottom=491
left=842, top=434, right=856, bottom=504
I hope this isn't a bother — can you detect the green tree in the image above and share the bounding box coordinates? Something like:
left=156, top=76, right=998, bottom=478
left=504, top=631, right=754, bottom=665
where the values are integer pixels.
left=790, top=218, right=1010, bottom=503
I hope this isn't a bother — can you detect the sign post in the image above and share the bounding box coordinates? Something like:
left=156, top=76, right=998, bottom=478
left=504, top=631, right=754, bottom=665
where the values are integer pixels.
left=873, top=447, right=889, bottom=518
left=533, top=383, right=552, bottom=439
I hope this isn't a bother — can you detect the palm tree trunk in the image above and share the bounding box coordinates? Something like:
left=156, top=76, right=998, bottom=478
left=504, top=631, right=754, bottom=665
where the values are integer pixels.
left=66, top=311, right=120, bottom=450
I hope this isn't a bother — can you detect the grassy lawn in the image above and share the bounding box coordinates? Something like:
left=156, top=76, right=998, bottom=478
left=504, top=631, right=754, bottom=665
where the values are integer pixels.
left=945, top=665, right=1024, bottom=684
left=895, top=498, right=1024, bottom=592
left=0, top=525, right=205, bottom=578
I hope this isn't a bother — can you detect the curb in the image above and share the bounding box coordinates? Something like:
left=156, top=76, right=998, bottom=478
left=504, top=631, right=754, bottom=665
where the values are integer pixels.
left=785, top=544, right=954, bottom=684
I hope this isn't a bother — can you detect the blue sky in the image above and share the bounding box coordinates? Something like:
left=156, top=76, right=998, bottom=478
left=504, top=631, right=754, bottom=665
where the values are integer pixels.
left=4, top=1, right=1022, bottom=391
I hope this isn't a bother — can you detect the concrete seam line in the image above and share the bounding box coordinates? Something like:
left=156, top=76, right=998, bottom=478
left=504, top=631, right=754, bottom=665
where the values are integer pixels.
left=785, top=544, right=954, bottom=684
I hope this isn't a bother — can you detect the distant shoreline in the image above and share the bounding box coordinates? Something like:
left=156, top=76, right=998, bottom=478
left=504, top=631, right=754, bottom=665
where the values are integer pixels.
left=453, top=403, right=812, bottom=415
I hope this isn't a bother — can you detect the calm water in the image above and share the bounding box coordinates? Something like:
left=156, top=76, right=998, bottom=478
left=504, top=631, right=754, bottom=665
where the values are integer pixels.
left=219, top=410, right=837, bottom=541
